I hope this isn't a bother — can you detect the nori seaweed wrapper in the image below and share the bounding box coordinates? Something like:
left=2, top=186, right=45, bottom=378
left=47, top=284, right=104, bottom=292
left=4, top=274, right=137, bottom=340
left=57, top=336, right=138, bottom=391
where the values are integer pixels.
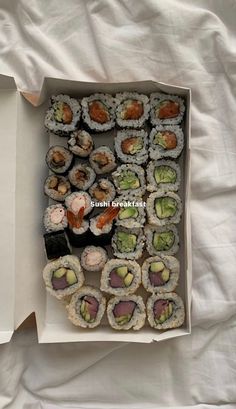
left=44, top=230, right=72, bottom=260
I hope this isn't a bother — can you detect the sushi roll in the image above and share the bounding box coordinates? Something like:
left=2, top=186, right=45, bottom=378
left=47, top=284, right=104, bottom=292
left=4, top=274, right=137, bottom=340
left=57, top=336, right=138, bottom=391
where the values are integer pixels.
left=116, top=92, right=150, bottom=128
left=45, top=94, right=81, bottom=136
left=89, top=146, right=117, bottom=175
left=150, top=93, right=185, bottom=126
left=142, top=256, right=179, bottom=293
left=112, top=227, right=145, bottom=260
left=67, top=220, right=91, bottom=248
left=145, top=224, right=179, bottom=256
left=100, top=259, right=141, bottom=296
left=45, top=146, right=73, bottom=175
left=149, top=125, right=184, bottom=160
left=68, top=163, right=96, bottom=190
left=43, top=204, right=68, bottom=233
left=44, top=175, right=71, bottom=202
left=44, top=230, right=72, bottom=260
left=146, top=160, right=181, bottom=192
left=43, top=255, right=84, bottom=300
left=114, top=195, right=146, bottom=228
left=80, top=246, right=108, bottom=272
left=68, top=130, right=94, bottom=157
left=146, top=192, right=182, bottom=226
left=90, top=206, right=119, bottom=245
left=67, top=286, right=106, bottom=328
left=112, top=164, right=146, bottom=196
left=107, top=295, right=146, bottom=330
left=65, top=191, right=93, bottom=217
left=81, top=93, right=116, bottom=132
left=89, top=178, right=116, bottom=204
left=146, top=292, right=185, bottom=330
left=114, top=129, right=148, bottom=165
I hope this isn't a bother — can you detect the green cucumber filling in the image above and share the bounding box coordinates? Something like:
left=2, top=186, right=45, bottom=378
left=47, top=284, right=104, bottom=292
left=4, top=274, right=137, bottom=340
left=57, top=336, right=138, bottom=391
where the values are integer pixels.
left=153, top=231, right=175, bottom=251
left=51, top=267, right=77, bottom=290
left=154, top=166, right=177, bottom=185
left=155, top=197, right=177, bottom=219
left=118, top=207, right=139, bottom=220
left=117, top=171, right=140, bottom=190
left=53, top=101, right=72, bottom=124
left=116, top=231, right=137, bottom=253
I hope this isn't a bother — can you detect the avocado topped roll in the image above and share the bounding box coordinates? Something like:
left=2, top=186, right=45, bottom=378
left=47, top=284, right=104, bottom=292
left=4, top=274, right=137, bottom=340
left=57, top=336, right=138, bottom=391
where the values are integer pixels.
left=150, top=93, right=185, bottom=126
left=114, top=195, right=146, bottom=228
left=44, top=175, right=71, bottom=202
left=45, top=94, right=81, bottom=136
left=89, top=178, right=116, bottom=204
left=146, top=160, right=181, bottom=193
left=112, top=164, right=146, bottom=197
left=147, top=192, right=182, bottom=226
left=68, top=130, right=94, bottom=157
left=81, top=93, right=116, bottom=132
left=149, top=125, right=184, bottom=160
left=46, top=146, right=74, bottom=175
left=112, top=227, right=145, bottom=260
left=101, top=259, right=141, bottom=296
left=114, top=129, right=148, bottom=165
left=147, top=292, right=185, bottom=330
left=68, top=163, right=96, bottom=190
left=145, top=224, right=179, bottom=256
left=116, top=92, right=150, bottom=128
left=142, top=256, right=179, bottom=293
left=107, top=295, right=146, bottom=330
left=89, top=146, right=117, bottom=175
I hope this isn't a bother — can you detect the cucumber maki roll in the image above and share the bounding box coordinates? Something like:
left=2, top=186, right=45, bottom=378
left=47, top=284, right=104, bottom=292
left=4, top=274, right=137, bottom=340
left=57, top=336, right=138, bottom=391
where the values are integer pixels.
left=45, top=94, right=81, bottom=136
left=145, top=224, right=179, bottom=256
left=68, top=163, right=96, bottom=190
left=67, top=286, right=106, bottom=328
left=112, top=227, right=145, bottom=260
left=114, top=195, right=146, bottom=228
left=68, top=130, right=94, bottom=158
left=112, top=164, right=146, bottom=197
left=89, top=146, right=117, bottom=175
left=149, top=125, right=184, bottom=160
left=100, top=259, right=141, bottom=296
left=43, top=255, right=84, bottom=300
left=43, top=204, right=68, bottom=233
left=65, top=191, right=93, bottom=217
left=44, top=175, right=71, bottom=202
left=147, top=192, right=182, bottom=226
left=44, top=230, right=72, bottom=260
left=116, top=92, right=150, bottom=128
left=142, top=256, right=179, bottom=293
left=89, top=178, right=116, bottom=204
left=81, top=93, right=116, bottom=132
left=107, top=295, right=146, bottom=330
left=147, top=292, right=185, bottom=330
left=81, top=246, right=108, bottom=272
left=46, top=145, right=74, bottom=175
left=150, top=93, right=185, bottom=126
left=114, top=129, right=148, bottom=165
left=146, top=160, right=181, bottom=192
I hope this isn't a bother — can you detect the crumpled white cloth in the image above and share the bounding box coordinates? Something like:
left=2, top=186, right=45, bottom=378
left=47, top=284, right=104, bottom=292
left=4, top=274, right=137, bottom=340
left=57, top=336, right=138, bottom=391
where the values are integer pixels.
left=0, top=0, right=236, bottom=408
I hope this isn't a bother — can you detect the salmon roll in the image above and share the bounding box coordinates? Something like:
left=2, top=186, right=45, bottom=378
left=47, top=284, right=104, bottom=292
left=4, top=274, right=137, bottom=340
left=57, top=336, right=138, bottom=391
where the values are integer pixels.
left=68, top=163, right=96, bottom=190
left=149, top=125, right=184, bottom=160
left=150, top=93, right=185, bottom=126
left=107, top=295, right=146, bottom=330
left=46, top=146, right=73, bottom=174
left=100, top=259, right=141, bottom=296
left=44, top=175, right=71, bottom=202
left=145, top=224, right=179, bottom=256
left=45, top=94, right=81, bottom=136
left=89, top=178, right=116, bottom=204
left=146, top=160, right=181, bottom=192
left=81, top=93, right=116, bottom=132
left=116, top=92, right=150, bottom=128
left=114, top=129, right=148, bottom=165
left=68, top=130, right=94, bottom=157
left=147, top=292, right=185, bottom=330
left=147, top=192, right=182, bottom=226
left=89, top=146, right=117, bottom=175
left=142, top=255, right=179, bottom=293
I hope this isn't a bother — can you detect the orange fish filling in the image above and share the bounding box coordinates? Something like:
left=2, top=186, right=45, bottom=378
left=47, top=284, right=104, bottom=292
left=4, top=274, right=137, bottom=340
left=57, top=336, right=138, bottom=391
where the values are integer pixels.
left=157, top=100, right=180, bottom=119
left=123, top=100, right=144, bottom=120
left=96, top=206, right=120, bottom=229
left=89, top=101, right=110, bottom=124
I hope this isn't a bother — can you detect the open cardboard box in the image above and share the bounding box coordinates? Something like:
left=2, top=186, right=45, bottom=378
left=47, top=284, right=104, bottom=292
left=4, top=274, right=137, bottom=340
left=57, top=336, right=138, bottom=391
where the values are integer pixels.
left=0, top=75, right=192, bottom=344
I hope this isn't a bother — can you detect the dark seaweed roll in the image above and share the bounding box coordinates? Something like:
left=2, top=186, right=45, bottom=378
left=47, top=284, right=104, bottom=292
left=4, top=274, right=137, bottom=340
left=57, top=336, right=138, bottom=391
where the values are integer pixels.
left=100, top=259, right=141, bottom=296
left=44, top=230, right=72, bottom=260
left=150, top=93, right=185, bottom=126
left=112, top=227, right=145, bottom=260
left=89, top=146, right=117, bottom=175
left=81, top=93, right=116, bottom=132
left=44, top=175, right=71, bottom=202
left=45, top=94, right=81, bottom=136
left=146, top=192, right=182, bottom=226
left=68, top=130, right=94, bottom=157
left=89, top=178, right=116, bottom=204
left=107, top=295, right=146, bottom=330
left=68, top=163, right=96, bottom=191
left=43, top=204, right=68, bottom=233
left=112, top=164, right=146, bottom=197
left=146, top=160, right=181, bottom=192
left=114, top=129, right=148, bottom=165
left=116, top=92, right=150, bottom=128
left=81, top=246, right=108, bottom=272
left=149, top=125, right=184, bottom=160
left=142, top=255, right=179, bottom=293
left=46, top=145, right=73, bottom=174
left=146, top=292, right=185, bottom=330
left=144, top=224, right=179, bottom=256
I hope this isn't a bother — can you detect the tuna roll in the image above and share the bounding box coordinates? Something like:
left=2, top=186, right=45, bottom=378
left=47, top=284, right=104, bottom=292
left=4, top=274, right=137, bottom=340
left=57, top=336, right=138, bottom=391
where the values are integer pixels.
left=107, top=295, right=146, bottom=330
left=147, top=292, right=185, bottom=330
left=142, top=255, right=179, bottom=293
left=101, top=259, right=141, bottom=296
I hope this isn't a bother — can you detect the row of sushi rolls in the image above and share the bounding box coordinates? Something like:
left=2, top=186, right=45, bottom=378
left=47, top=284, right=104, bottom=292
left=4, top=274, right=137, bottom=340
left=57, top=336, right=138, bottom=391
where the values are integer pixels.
left=42, top=91, right=186, bottom=331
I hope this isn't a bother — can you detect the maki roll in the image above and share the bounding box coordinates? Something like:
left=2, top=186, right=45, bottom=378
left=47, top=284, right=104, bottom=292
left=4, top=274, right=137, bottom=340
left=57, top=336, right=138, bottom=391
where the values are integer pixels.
left=150, top=93, right=185, bottom=126
left=116, top=92, right=150, bottom=128
left=147, top=192, right=182, bottom=226
left=89, top=178, right=116, bottom=204
left=146, top=292, right=185, bottom=330
left=43, top=204, right=68, bottom=233
left=68, top=130, right=93, bottom=157
left=65, top=191, right=93, bottom=217
left=67, top=286, right=106, bottom=328
left=43, top=255, right=84, bottom=300
left=80, top=246, right=108, bottom=272
left=145, top=224, right=179, bottom=256
left=142, top=256, right=179, bottom=293
left=112, top=164, right=146, bottom=196
left=45, top=94, right=81, bottom=136
left=67, top=219, right=91, bottom=248
left=114, top=129, right=148, bottom=165
left=90, top=206, right=119, bottom=245
left=89, top=146, right=117, bottom=175
left=146, top=160, right=181, bottom=192
left=45, top=146, right=73, bottom=175
left=44, top=230, right=72, bottom=260
left=114, top=195, right=146, bottom=228
left=68, top=163, right=96, bottom=190
left=149, top=125, right=184, bottom=160
left=112, top=227, right=145, bottom=260
left=107, top=295, right=146, bottom=330
left=100, top=259, right=141, bottom=296
left=44, top=175, right=71, bottom=202
left=81, top=93, right=116, bottom=132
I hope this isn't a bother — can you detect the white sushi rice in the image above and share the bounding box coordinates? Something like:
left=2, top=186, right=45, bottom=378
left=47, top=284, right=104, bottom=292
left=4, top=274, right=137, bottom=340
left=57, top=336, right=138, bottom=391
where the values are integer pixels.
left=45, top=94, right=81, bottom=135
left=112, top=227, right=145, bottom=260
left=68, top=163, right=96, bottom=190
left=144, top=224, right=179, bottom=256
left=112, top=164, right=146, bottom=197
left=46, top=145, right=73, bottom=174
left=116, top=92, right=150, bottom=128
left=44, top=175, right=71, bottom=202
left=43, top=204, right=68, bottom=233
left=89, top=178, right=116, bottom=204
left=114, top=129, right=148, bottom=165
left=71, top=219, right=89, bottom=235
left=113, top=194, right=146, bottom=228
left=146, top=159, right=181, bottom=193
left=81, top=246, right=108, bottom=272
left=89, top=146, right=117, bottom=175
left=149, top=125, right=184, bottom=160
left=146, top=292, right=185, bottom=330
left=107, top=295, right=146, bottom=331
left=81, top=93, right=117, bottom=132
left=100, top=259, right=141, bottom=296
left=150, top=93, right=185, bottom=126
left=142, top=255, right=180, bottom=293
left=146, top=192, right=183, bottom=226
left=65, top=191, right=92, bottom=216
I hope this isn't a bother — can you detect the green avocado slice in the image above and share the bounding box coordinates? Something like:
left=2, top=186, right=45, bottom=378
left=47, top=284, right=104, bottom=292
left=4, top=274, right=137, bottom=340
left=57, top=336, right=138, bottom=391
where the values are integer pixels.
left=153, top=231, right=175, bottom=251
left=116, top=232, right=137, bottom=253
left=150, top=262, right=165, bottom=273
left=53, top=267, right=67, bottom=279
left=115, top=314, right=132, bottom=325
left=118, top=207, right=139, bottom=220
left=116, top=266, right=128, bottom=278
left=155, top=197, right=177, bottom=219
left=118, top=171, right=140, bottom=190
left=154, top=166, right=177, bottom=185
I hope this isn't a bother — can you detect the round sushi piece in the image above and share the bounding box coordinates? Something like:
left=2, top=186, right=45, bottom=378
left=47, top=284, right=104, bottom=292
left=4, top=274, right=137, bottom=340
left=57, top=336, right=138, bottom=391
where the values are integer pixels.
left=112, top=164, right=146, bottom=197
left=43, top=255, right=84, bottom=300
left=68, top=130, right=94, bottom=157
left=45, top=94, right=81, bottom=136
left=65, top=191, right=92, bottom=217
left=101, top=259, right=141, bottom=296
left=43, top=204, right=68, bottom=233
left=89, top=146, right=117, bottom=175
left=68, top=163, right=96, bottom=190
left=90, top=205, right=119, bottom=246
left=147, top=192, right=182, bottom=226
left=45, top=146, right=73, bottom=174
left=146, top=160, right=181, bottom=193
left=81, top=93, right=116, bottom=132
left=145, top=224, right=179, bottom=256
left=142, top=255, right=179, bottom=293
left=114, top=195, right=146, bottom=228
left=44, top=175, right=71, bottom=202
left=150, top=93, right=185, bottom=126
left=147, top=292, right=185, bottom=330
left=67, top=286, right=106, bottom=328
left=107, top=295, right=146, bottom=330
left=112, top=227, right=145, bottom=260
left=81, top=246, right=108, bottom=272
left=116, top=92, right=150, bottom=128
left=114, top=129, right=148, bottom=165
left=149, top=125, right=184, bottom=160
left=89, top=178, right=116, bottom=204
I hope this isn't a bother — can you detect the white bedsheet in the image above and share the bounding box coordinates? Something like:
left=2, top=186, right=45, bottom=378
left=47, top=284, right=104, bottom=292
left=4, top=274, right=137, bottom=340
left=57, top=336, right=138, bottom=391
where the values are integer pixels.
left=0, top=0, right=236, bottom=408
